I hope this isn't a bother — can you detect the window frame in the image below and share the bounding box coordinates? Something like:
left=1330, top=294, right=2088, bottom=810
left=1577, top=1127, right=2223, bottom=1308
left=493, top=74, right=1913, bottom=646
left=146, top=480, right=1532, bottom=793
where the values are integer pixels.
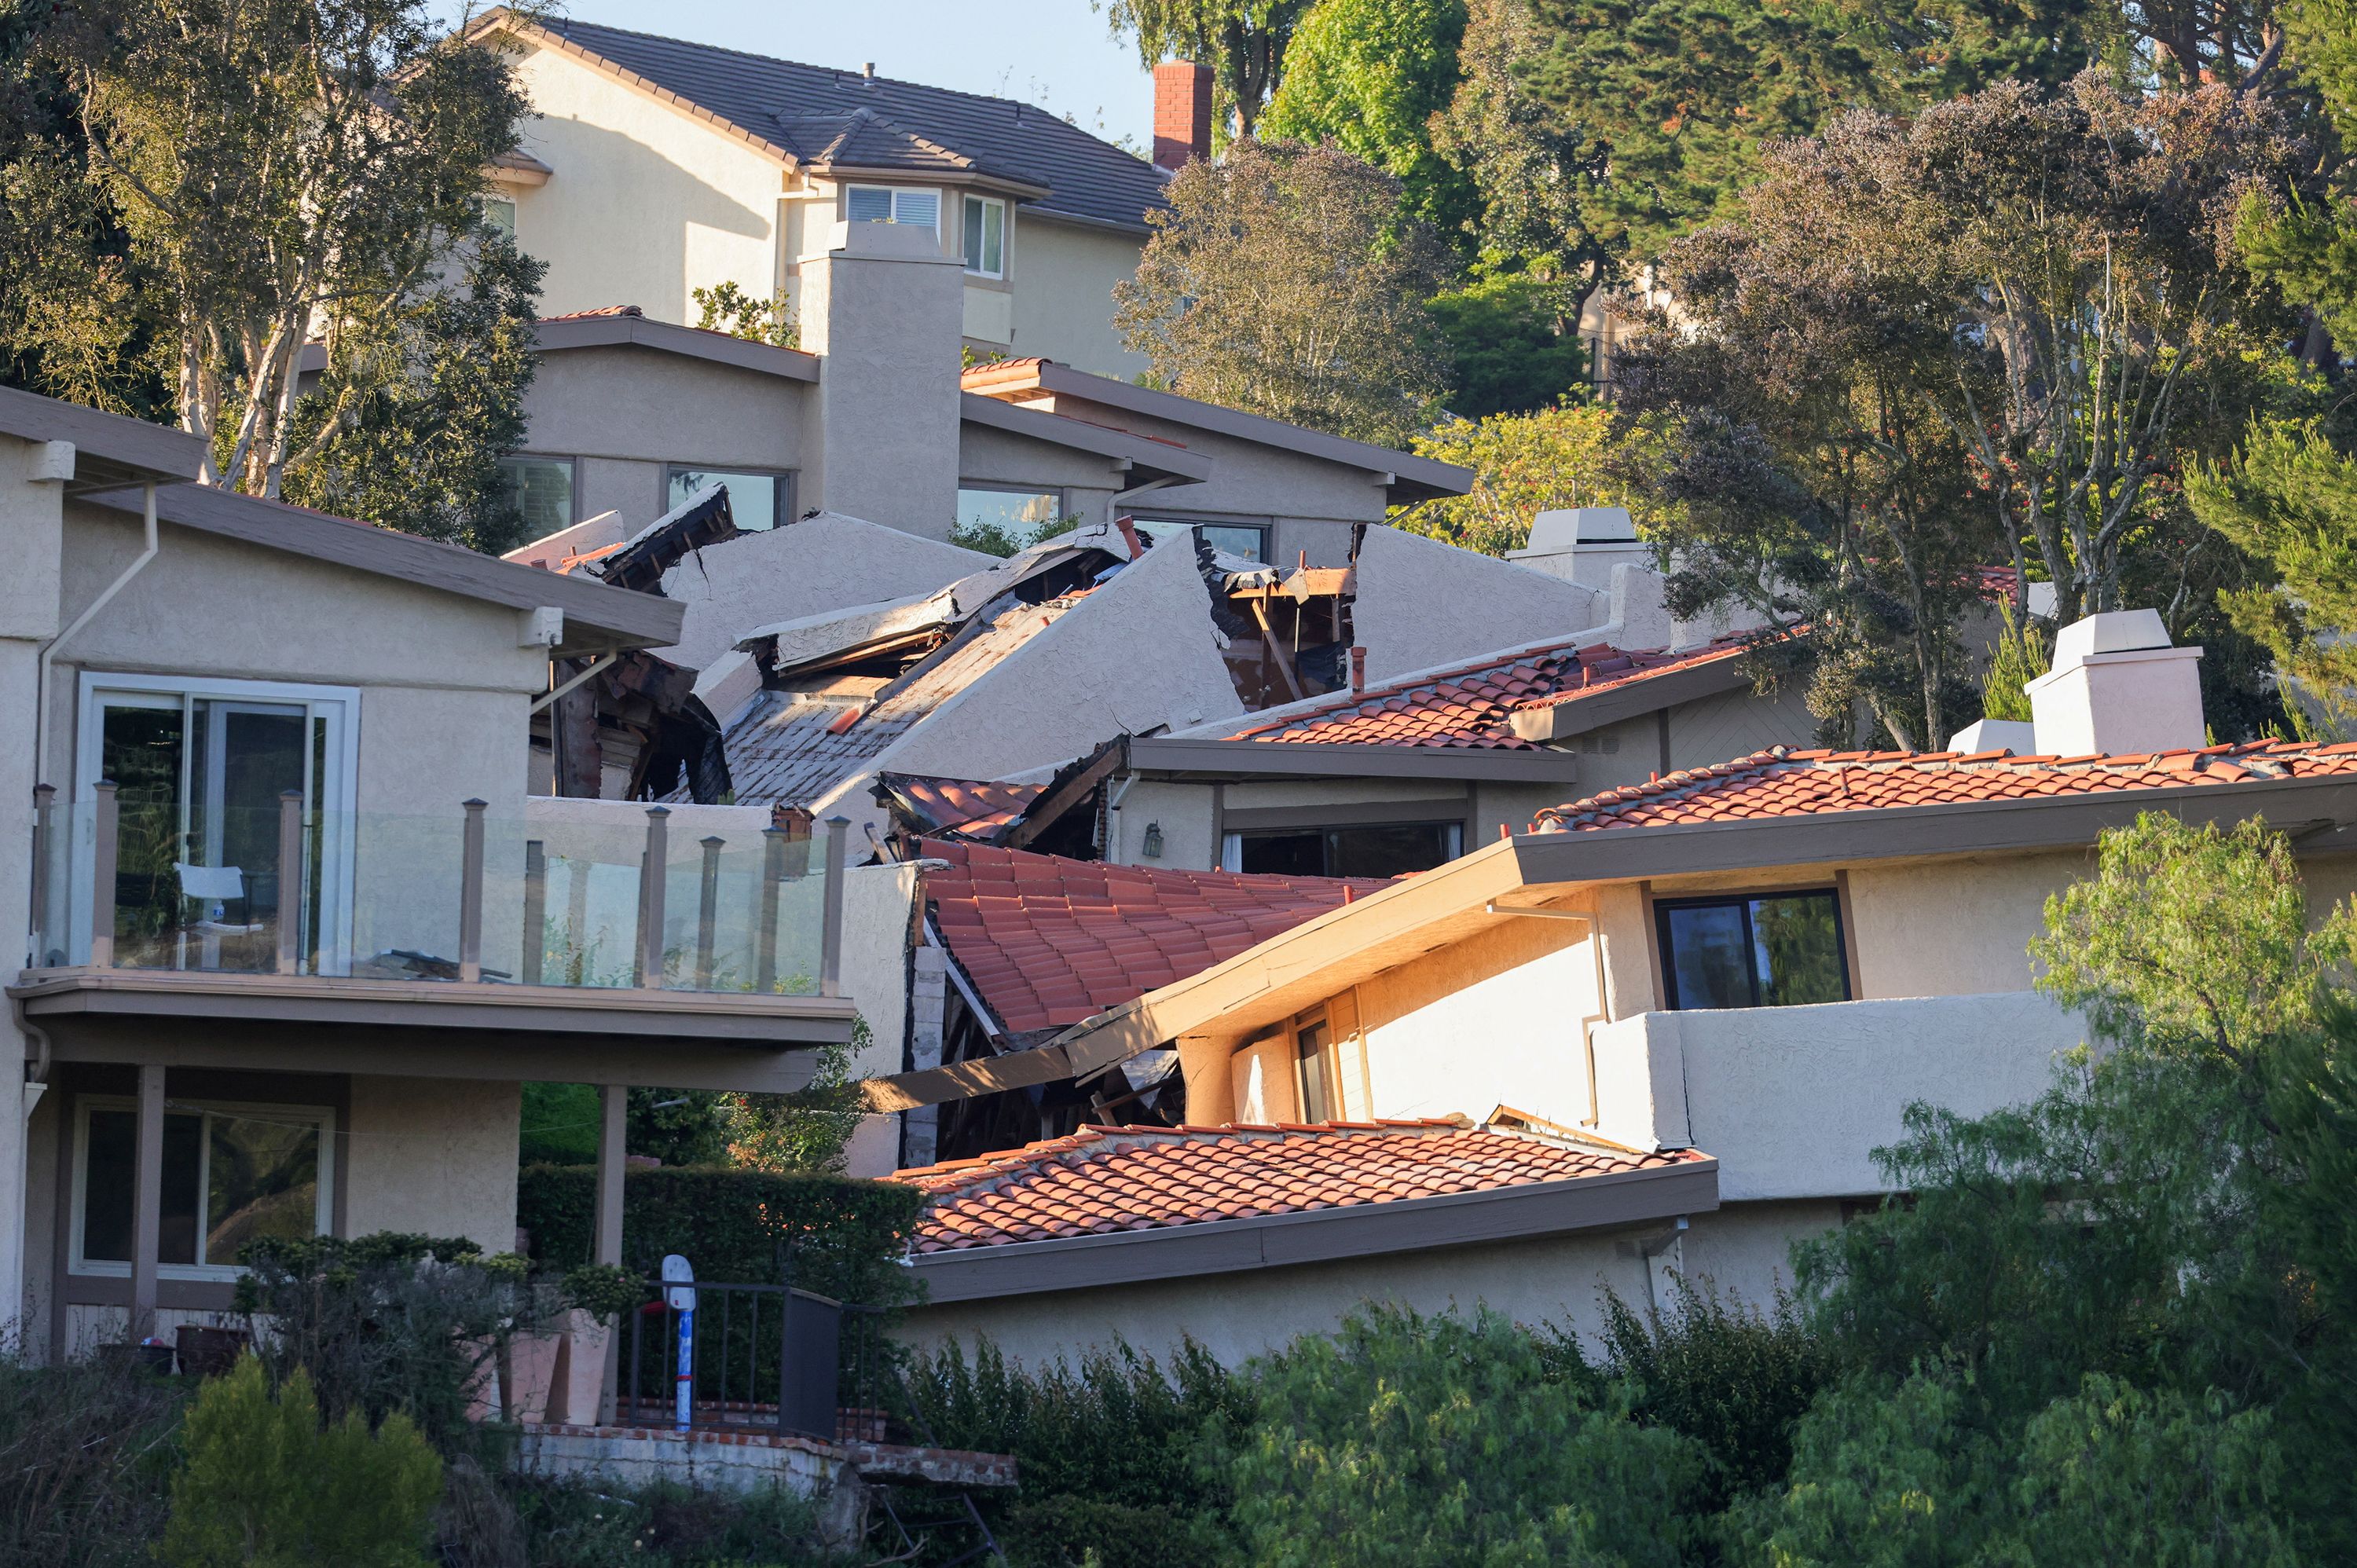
left=497, top=452, right=579, bottom=536
left=71, top=672, right=363, bottom=971
left=1130, top=515, right=1273, bottom=564
left=69, top=1094, right=338, bottom=1283
left=955, top=482, right=1066, bottom=537
left=1291, top=1006, right=1336, bottom=1124
left=479, top=194, right=517, bottom=239
left=962, top=194, right=1007, bottom=278
left=1222, top=818, right=1466, bottom=878
left=846, top=184, right=943, bottom=235
left=662, top=466, right=795, bottom=533
left=1652, top=887, right=1853, bottom=1011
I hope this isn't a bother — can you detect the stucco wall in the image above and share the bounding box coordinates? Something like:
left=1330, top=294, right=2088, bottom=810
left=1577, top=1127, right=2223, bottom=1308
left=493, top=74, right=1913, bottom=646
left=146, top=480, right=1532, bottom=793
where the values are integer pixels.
left=510, top=46, right=786, bottom=325
left=1351, top=528, right=1605, bottom=686
left=519, top=345, right=813, bottom=530
left=955, top=423, right=1131, bottom=532
left=900, top=1223, right=1659, bottom=1369
left=1589, top=991, right=2088, bottom=1200
left=345, top=1075, right=523, bottom=1254
left=1009, top=216, right=1148, bottom=379
left=1845, top=851, right=2093, bottom=998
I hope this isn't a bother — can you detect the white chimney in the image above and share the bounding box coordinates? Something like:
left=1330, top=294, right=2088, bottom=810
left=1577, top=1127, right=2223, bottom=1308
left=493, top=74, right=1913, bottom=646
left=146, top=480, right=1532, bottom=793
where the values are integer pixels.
left=1508, top=506, right=1651, bottom=591
left=2022, top=609, right=2205, bottom=757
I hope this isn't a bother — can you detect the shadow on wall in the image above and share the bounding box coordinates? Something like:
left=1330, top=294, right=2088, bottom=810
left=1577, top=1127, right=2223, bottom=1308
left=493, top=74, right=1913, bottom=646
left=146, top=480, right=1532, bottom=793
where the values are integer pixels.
left=521, top=118, right=774, bottom=324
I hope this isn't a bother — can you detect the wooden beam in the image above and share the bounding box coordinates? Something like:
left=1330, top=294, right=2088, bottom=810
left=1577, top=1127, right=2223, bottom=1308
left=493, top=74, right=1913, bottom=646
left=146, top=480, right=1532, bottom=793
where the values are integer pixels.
left=1248, top=599, right=1307, bottom=703
left=129, top=1064, right=165, bottom=1343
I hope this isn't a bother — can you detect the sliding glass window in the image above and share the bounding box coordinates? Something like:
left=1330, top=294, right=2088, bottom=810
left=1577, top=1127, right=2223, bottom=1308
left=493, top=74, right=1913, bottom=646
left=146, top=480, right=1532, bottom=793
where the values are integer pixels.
left=1655, top=890, right=1850, bottom=1010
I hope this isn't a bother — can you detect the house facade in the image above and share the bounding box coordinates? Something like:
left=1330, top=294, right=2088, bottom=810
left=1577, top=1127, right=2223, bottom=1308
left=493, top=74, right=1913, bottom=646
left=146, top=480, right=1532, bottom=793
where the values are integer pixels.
left=0, top=387, right=859, bottom=1357
left=466, top=11, right=1179, bottom=379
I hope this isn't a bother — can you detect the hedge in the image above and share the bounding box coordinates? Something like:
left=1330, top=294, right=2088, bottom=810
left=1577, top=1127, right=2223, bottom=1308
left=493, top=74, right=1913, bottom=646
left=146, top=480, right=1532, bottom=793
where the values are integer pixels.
left=516, top=1164, right=922, bottom=1310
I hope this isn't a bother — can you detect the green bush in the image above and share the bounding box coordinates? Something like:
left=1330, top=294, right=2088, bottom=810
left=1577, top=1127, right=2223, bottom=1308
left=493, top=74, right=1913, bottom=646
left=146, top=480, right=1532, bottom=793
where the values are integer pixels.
left=515, top=1163, right=921, bottom=1308
left=904, top=1336, right=1248, bottom=1567
left=498, top=1475, right=839, bottom=1567
left=235, top=1231, right=555, bottom=1455
left=160, top=1355, right=441, bottom=1568
left=1214, top=1303, right=1709, bottom=1567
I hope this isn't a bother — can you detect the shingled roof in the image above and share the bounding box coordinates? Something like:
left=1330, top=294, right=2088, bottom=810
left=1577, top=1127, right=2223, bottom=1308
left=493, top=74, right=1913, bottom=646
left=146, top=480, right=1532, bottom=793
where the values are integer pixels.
left=1528, top=738, right=2357, bottom=833
left=897, top=1119, right=1707, bottom=1251
left=1223, top=636, right=1754, bottom=750
left=922, top=839, right=1383, bottom=1035
left=519, top=16, right=1170, bottom=232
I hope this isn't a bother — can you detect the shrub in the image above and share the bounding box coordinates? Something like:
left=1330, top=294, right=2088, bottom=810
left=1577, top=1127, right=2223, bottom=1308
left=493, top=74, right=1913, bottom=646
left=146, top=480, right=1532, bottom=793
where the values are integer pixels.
left=0, top=1346, right=190, bottom=1567
left=500, top=1475, right=838, bottom=1567
left=159, top=1356, right=441, bottom=1568
left=235, top=1232, right=557, bottom=1454
left=904, top=1336, right=1248, bottom=1567
left=1214, top=1303, right=1709, bottom=1567
left=515, top=1164, right=921, bottom=1309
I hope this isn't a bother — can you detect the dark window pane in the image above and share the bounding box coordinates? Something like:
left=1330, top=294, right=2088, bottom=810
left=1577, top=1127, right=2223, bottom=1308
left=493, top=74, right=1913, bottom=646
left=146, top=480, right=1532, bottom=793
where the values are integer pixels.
left=207, top=1112, right=320, bottom=1266
left=1753, top=894, right=1847, bottom=1006
left=1323, top=822, right=1456, bottom=879
left=82, top=1108, right=201, bottom=1265
left=1296, top=1020, right=1332, bottom=1123
left=1237, top=831, right=1324, bottom=877
left=1662, top=903, right=1754, bottom=1009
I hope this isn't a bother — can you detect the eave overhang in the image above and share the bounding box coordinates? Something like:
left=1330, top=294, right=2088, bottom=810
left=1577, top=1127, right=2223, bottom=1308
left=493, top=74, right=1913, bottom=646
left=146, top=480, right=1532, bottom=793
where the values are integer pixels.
left=1124, top=736, right=1583, bottom=785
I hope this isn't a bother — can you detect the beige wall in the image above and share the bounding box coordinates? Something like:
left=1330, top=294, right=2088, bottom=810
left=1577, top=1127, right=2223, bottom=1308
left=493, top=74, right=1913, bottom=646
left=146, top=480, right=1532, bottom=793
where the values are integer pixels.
left=510, top=45, right=787, bottom=325
left=346, top=1075, right=523, bottom=1255
left=1009, top=216, right=1149, bottom=379
left=956, top=423, right=1131, bottom=533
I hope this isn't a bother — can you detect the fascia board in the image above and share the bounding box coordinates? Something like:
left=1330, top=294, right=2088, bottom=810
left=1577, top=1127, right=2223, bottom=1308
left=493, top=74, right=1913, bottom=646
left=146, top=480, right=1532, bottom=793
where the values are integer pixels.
left=533, top=316, right=821, bottom=383
left=1125, top=736, right=1583, bottom=784
left=1510, top=772, right=2357, bottom=886
left=0, top=385, right=206, bottom=482
left=959, top=394, right=1212, bottom=484
left=1018, top=362, right=1473, bottom=496
left=908, top=1159, right=1719, bottom=1302
left=1508, top=654, right=1754, bottom=742
left=86, top=485, right=685, bottom=653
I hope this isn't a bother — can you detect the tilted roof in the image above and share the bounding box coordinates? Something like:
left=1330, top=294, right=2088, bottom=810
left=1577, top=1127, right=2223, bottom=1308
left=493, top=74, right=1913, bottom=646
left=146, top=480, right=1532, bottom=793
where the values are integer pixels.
left=878, top=773, right=1043, bottom=837
left=1226, top=636, right=1751, bottom=750
left=896, top=1119, right=1707, bottom=1251
left=923, top=839, right=1384, bottom=1035
left=1529, top=738, right=2357, bottom=833
left=515, top=16, right=1168, bottom=231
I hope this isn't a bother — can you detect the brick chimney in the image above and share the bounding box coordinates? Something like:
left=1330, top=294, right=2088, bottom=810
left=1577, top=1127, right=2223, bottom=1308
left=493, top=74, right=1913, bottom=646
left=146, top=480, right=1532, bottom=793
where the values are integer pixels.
left=1153, top=60, right=1214, bottom=171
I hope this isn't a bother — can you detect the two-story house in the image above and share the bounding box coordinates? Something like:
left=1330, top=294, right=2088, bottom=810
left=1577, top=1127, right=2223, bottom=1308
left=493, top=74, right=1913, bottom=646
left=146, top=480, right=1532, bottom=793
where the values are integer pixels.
left=0, top=387, right=861, bottom=1359
left=464, top=10, right=1197, bottom=379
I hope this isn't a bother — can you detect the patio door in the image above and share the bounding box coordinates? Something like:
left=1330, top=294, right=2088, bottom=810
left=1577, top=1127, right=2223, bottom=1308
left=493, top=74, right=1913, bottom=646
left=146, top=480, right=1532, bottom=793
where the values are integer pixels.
left=72, top=675, right=359, bottom=971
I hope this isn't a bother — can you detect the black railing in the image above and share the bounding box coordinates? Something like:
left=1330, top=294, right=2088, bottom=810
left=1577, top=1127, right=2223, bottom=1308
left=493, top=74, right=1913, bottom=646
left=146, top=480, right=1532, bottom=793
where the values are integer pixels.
left=618, top=1279, right=908, bottom=1443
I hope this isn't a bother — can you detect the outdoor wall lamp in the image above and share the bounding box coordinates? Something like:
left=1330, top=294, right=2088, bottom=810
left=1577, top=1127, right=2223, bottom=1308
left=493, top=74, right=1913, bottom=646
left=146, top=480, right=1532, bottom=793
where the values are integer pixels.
left=1142, top=822, right=1164, bottom=859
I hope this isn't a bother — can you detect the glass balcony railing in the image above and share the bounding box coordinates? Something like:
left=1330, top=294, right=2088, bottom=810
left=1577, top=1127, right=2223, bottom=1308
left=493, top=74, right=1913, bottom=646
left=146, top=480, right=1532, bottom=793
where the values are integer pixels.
left=26, top=787, right=845, bottom=998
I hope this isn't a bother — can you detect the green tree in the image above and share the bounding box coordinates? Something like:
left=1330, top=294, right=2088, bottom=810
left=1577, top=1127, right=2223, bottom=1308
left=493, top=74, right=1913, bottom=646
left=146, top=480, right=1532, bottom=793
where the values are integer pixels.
left=161, top=1357, right=442, bottom=1568
left=1259, top=0, right=1473, bottom=237
left=691, top=280, right=798, bottom=349
left=719, top=1022, right=870, bottom=1174
left=1425, top=277, right=1589, bottom=418
left=1098, top=0, right=1311, bottom=142
left=1215, top=1303, right=1710, bottom=1566
left=1404, top=401, right=1666, bottom=555
left=1116, top=138, right=1453, bottom=446
left=2, top=0, right=541, bottom=548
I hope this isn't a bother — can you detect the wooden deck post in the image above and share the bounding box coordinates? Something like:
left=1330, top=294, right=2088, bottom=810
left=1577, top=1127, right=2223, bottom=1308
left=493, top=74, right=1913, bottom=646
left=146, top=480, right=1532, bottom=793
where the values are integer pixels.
left=593, top=1083, right=628, bottom=1424
left=129, top=1063, right=165, bottom=1343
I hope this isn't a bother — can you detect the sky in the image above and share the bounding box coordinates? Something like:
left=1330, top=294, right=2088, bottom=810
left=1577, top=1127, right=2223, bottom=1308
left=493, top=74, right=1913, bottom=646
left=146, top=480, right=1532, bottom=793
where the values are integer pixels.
left=445, top=1, right=1159, bottom=152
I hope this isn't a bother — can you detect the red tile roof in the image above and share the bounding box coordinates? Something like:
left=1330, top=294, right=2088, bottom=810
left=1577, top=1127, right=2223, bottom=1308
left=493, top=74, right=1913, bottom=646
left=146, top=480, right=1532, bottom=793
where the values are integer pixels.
left=922, top=839, right=1383, bottom=1035
left=1529, top=738, right=2357, bottom=833
left=537, top=304, right=646, bottom=321
left=1225, top=636, right=1751, bottom=749
left=881, top=773, right=1043, bottom=837
left=896, top=1120, right=1706, bottom=1251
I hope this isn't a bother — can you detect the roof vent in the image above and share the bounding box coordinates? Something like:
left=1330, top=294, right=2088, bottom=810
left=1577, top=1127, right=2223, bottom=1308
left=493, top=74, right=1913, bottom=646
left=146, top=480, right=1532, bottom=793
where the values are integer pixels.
left=2023, top=608, right=2205, bottom=757
left=862, top=61, right=875, bottom=79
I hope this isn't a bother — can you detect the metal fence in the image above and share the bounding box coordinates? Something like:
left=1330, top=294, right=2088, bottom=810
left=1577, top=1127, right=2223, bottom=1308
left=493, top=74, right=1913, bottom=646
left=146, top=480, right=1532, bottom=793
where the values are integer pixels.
left=616, top=1278, right=905, bottom=1443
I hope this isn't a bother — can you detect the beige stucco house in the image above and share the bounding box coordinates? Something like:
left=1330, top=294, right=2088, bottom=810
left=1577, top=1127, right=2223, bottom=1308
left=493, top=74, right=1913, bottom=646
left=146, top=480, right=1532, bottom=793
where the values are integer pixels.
left=0, top=387, right=861, bottom=1358
left=464, top=10, right=1175, bottom=381
left=878, top=614, right=2357, bottom=1361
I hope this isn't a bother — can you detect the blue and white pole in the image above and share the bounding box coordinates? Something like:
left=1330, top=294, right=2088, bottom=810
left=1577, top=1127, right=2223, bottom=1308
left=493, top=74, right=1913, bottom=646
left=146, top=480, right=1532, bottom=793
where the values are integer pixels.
left=662, top=1254, right=696, bottom=1433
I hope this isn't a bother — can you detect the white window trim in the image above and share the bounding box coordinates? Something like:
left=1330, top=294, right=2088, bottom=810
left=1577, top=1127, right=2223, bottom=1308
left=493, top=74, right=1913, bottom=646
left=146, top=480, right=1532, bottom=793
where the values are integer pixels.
left=69, top=1094, right=337, bottom=1283
left=962, top=194, right=1006, bottom=278
left=72, top=672, right=364, bottom=972
left=847, top=183, right=943, bottom=236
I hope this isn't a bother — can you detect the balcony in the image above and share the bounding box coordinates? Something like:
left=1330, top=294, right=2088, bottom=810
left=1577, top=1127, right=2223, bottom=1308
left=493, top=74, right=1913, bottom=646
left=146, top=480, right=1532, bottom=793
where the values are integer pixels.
left=1586, top=991, right=2090, bottom=1200
left=14, top=789, right=856, bottom=1089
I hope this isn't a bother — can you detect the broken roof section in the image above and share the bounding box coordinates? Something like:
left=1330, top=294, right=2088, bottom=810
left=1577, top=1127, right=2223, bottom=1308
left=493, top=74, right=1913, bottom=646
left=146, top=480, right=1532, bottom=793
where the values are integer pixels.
left=874, top=773, right=1045, bottom=839
left=922, top=837, right=1385, bottom=1038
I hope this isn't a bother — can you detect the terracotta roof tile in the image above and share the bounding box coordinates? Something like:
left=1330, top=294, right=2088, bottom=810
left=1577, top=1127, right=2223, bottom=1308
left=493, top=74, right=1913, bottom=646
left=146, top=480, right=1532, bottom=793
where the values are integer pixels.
left=896, top=1121, right=1707, bottom=1251
left=923, top=840, right=1382, bottom=1035
left=1225, top=636, right=1752, bottom=749
left=1529, top=738, right=2357, bottom=833
left=878, top=772, right=1043, bottom=838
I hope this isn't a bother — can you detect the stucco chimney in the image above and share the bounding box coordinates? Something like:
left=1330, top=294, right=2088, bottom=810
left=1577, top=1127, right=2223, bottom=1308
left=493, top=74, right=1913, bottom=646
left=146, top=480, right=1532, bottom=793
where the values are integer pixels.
left=795, top=219, right=964, bottom=540
left=2024, top=609, right=2205, bottom=757
left=1510, top=506, right=1651, bottom=592
left=1153, top=61, right=1214, bottom=171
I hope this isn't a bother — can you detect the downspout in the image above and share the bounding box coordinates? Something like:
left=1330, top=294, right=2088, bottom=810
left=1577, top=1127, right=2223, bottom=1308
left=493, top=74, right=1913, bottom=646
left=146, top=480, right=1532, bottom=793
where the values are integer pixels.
left=34, top=482, right=159, bottom=792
